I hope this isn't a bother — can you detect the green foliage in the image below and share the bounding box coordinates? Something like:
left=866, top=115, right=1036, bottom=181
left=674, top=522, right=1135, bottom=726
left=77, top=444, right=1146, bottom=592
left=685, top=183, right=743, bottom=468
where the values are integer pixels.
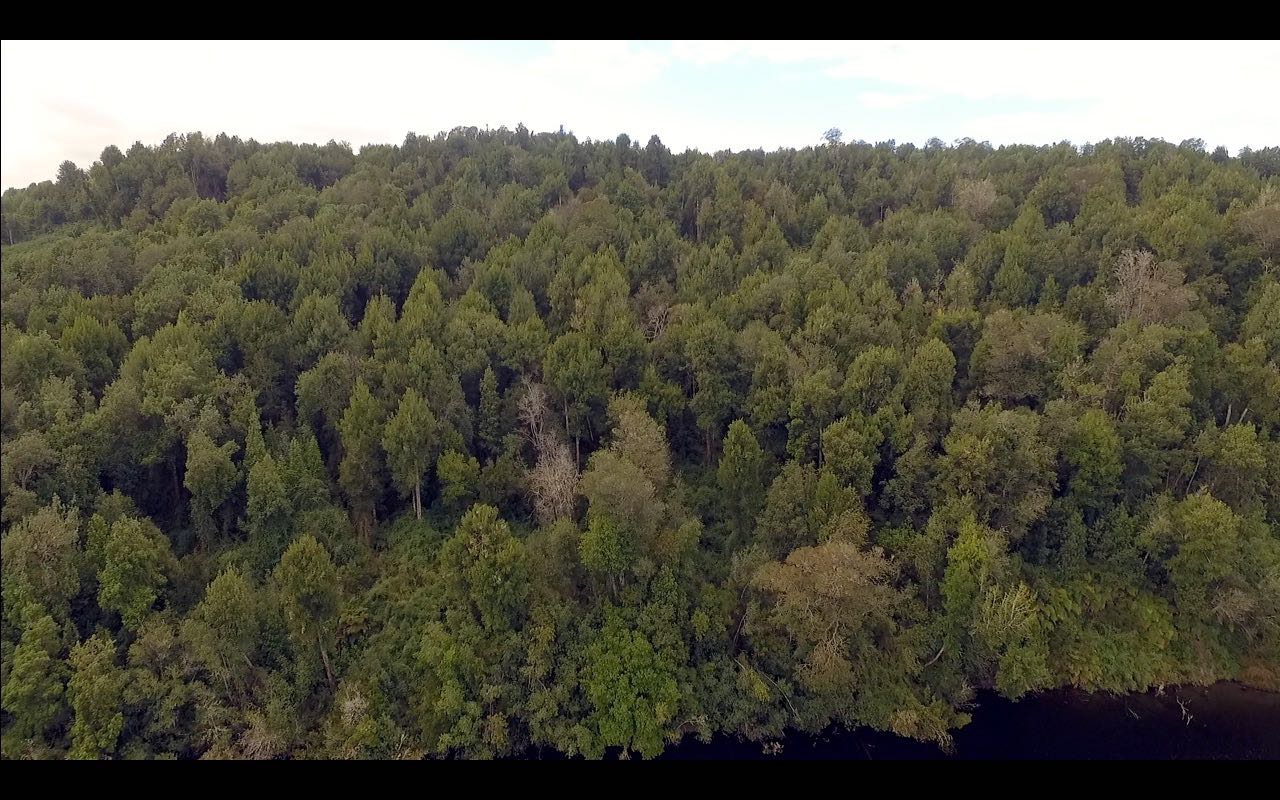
left=1, top=500, right=81, bottom=625
left=338, top=380, right=385, bottom=540
left=181, top=568, right=259, bottom=696
left=2, top=127, right=1276, bottom=758
left=717, top=420, right=766, bottom=546
left=582, top=608, right=680, bottom=758
left=2, top=614, right=68, bottom=740
left=184, top=429, right=238, bottom=540
left=97, top=516, right=174, bottom=631
left=382, top=388, right=438, bottom=519
left=67, top=633, right=124, bottom=759
left=436, top=450, right=481, bottom=516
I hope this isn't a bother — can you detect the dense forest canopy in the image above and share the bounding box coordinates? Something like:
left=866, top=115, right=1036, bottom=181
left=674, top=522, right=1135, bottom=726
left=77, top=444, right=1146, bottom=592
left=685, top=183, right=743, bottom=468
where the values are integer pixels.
left=1, top=126, right=1278, bottom=759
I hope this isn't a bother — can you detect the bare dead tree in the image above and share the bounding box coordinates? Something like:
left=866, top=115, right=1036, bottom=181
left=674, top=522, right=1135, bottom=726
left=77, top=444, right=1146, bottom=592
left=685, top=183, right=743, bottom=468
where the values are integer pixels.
left=529, top=440, right=578, bottom=526
left=953, top=177, right=998, bottom=220
left=518, top=378, right=579, bottom=525
left=644, top=304, right=671, bottom=342
left=1107, top=249, right=1195, bottom=325
left=517, top=378, right=552, bottom=454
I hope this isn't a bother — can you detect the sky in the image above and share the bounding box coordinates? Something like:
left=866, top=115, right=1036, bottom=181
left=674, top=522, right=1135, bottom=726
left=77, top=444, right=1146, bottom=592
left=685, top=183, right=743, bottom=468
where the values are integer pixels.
left=3, top=40, right=1278, bottom=190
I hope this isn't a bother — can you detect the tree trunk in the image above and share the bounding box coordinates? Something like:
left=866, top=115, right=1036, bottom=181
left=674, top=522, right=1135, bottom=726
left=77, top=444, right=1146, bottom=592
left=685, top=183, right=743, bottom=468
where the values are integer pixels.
left=170, top=460, right=182, bottom=527
left=318, top=641, right=336, bottom=694
left=413, top=481, right=422, bottom=519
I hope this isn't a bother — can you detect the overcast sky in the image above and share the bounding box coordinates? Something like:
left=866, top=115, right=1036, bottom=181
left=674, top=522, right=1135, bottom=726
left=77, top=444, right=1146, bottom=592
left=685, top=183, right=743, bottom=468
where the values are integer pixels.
left=3, top=40, right=1278, bottom=190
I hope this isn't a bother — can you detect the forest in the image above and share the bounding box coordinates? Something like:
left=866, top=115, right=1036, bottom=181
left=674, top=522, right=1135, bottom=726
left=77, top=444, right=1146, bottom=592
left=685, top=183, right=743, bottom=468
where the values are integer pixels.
left=1, top=126, right=1277, bottom=759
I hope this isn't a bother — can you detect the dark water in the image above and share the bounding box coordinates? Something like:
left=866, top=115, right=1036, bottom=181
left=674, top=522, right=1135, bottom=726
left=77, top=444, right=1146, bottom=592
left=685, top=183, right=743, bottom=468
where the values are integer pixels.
left=656, top=683, right=1280, bottom=759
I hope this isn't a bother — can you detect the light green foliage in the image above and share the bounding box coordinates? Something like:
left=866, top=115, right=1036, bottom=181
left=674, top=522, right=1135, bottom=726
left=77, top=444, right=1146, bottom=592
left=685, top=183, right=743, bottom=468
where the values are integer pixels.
left=182, top=568, right=260, bottom=695
left=717, top=420, right=766, bottom=545
left=543, top=331, right=609, bottom=455
left=822, top=413, right=883, bottom=499
left=246, top=451, right=290, bottom=562
left=936, top=404, right=1055, bottom=537
left=98, top=516, right=174, bottom=631
left=2, top=614, right=68, bottom=740
left=382, top=389, right=438, bottom=519
left=275, top=535, right=340, bottom=693
left=1063, top=408, right=1124, bottom=510
left=438, top=504, right=530, bottom=632
left=184, top=429, right=239, bottom=539
left=1, top=500, right=81, bottom=624
left=582, top=608, right=680, bottom=759
left=68, top=633, right=124, bottom=759
left=338, top=379, right=385, bottom=539
left=436, top=450, right=481, bottom=516
left=580, top=513, right=630, bottom=578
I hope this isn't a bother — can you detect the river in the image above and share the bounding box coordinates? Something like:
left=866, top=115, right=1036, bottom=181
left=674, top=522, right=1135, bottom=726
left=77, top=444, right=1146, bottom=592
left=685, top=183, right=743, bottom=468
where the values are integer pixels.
left=654, top=683, right=1279, bottom=759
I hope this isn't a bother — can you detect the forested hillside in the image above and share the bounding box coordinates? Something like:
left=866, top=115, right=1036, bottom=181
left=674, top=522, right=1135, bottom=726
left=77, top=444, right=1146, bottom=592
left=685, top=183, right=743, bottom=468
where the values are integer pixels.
left=1, top=127, right=1278, bottom=759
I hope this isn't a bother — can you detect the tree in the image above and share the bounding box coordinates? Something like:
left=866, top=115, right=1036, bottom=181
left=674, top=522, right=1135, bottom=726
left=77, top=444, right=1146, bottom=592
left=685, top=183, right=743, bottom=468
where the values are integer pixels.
left=2, top=613, right=68, bottom=741
left=275, top=535, right=340, bottom=693
left=438, top=504, right=530, bottom=632
left=338, top=380, right=386, bottom=543
left=184, top=429, right=239, bottom=543
left=1062, top=407, right=1123, bottom=512
left=936, top=404, right=1055, bottom=538
left=1240, top=280, right=1279, bottom=361
left=382, top=389, right=438, bottom=519
left=718, top=420, right=766, bottom=547
left=993, top=238, right=1035, bottom=307
left=582, top=608, right=680, bottom=759
left=544, top=332, right=609, bottom=466
left=292, top=293, right=352, bottom=370
left=1, top=500, right=81, bottom=625
left=1119, top=363, right=1193, bottom=501
left=67, top=633, right=124, bottom=759
left=970, top=310, right=1083, bottom=407
left=60, top=314, right=127, bottom=396
left=787, top=369, right=840, bottom=466
left=843, top=345, right=902, bottom=415
left=97, top=516, right=174, bottom=631
left=476, top=366, right=503, bottom=464
left=181, top=568, right=260, bottom=697
left=518, top=380, right=579, bottom=526
left=1192, top=423, right=1268, bottom=512
left=1140, top=494, right=1247, bottom=630
left=822, top=413, right=883, bottom=500
left=953, top=178, right=999, bottom=222
left=436, top=450, right=481, bottom=516
left=282, top=430, right=331, bottom=511
left=1107, top=249, right=1195, bottom=326
left=246, top=451, right=291, bottom=569
left=750, top=536, right=903, bottom=728
left=686, top=315, right=740, bottom=464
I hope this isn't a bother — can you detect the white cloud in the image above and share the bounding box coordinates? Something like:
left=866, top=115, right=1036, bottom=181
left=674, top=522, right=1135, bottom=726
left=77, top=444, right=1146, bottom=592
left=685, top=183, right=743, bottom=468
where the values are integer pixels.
left=859, top=91, right=932, bottom=110
left=666, top=40, right=1280, bottom=153
left=2, top=40, right=1277, bottom=190
left=527, top=40, right=668, bottom=90
left=670, top=40, right=1279, bottom=105
left=0, top=40, right=676, bottom=188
